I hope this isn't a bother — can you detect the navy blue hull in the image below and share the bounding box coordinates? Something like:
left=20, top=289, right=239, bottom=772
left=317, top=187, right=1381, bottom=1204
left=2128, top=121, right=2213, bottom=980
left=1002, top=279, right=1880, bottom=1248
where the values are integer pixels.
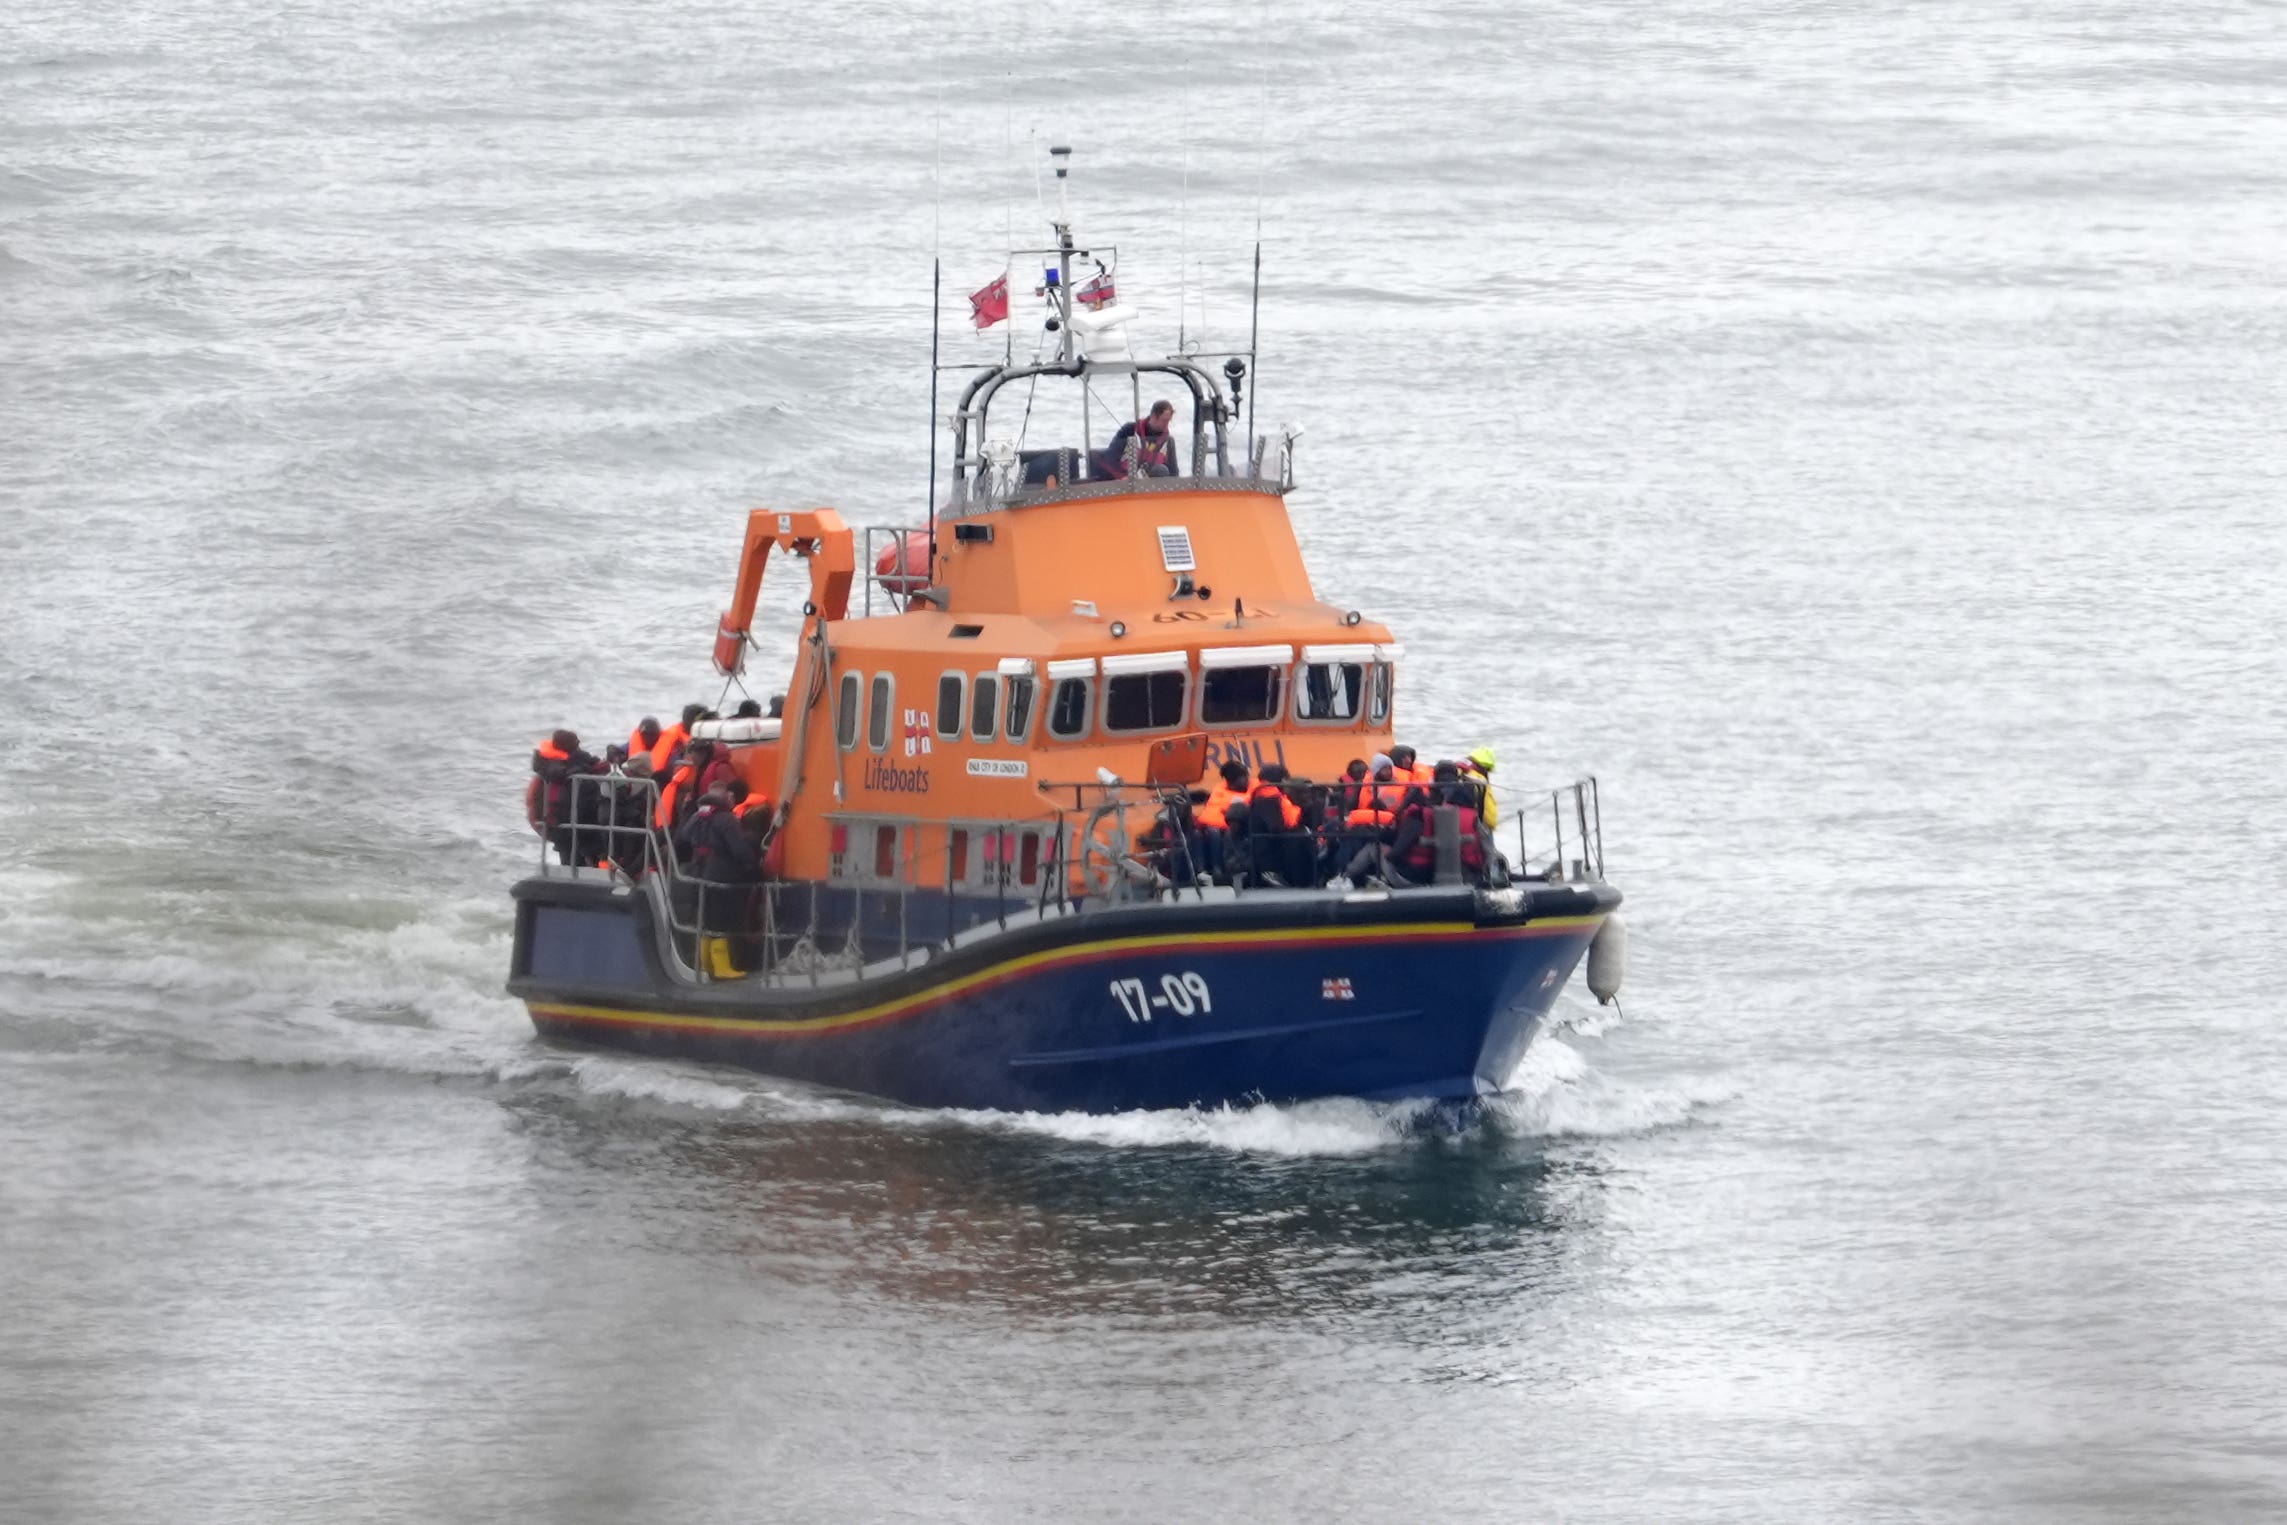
left=508, top=880, right=1613, bottom=1113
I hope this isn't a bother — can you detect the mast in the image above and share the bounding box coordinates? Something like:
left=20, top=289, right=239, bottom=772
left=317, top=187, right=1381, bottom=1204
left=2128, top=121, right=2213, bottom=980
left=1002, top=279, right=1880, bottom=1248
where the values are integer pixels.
left=1049, top=144, right=1075, bottom=363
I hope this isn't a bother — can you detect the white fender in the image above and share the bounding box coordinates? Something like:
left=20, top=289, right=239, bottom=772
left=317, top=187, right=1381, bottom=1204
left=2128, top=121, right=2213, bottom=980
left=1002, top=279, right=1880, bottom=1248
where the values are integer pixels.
left=1586, top=914, right=1626, bottom=1006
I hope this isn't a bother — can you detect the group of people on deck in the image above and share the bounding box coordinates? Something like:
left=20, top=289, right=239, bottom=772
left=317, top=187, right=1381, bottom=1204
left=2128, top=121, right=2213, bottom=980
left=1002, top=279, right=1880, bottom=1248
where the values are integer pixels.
left=1147, top=744, right=1504, bottom=890
left=527, top=696, right=784, bottom=889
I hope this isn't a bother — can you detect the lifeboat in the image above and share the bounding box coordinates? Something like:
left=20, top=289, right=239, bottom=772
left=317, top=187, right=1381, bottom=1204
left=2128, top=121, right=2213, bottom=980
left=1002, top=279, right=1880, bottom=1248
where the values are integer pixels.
left=506, top=154, right=1622, bottom=1113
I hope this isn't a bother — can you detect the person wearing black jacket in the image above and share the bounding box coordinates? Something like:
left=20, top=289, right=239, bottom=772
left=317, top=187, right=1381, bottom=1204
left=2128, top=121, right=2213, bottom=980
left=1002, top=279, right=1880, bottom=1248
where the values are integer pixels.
left=675, top=787, right=761, bottom=933
left=531, top=729, right=607, bottom=866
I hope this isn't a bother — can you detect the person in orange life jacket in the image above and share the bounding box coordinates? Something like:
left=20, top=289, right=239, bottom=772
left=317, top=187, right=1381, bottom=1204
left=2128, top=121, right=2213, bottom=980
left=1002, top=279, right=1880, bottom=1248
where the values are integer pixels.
left=1386, top=762, right=1492, bottom=885
left=628, top=716, right=662, bottom=760
left=531, top=729, right=606, bottom=865
left=1102, top=399, right=1178, bottom=479
left=1387, top=744, right=1421, bottom=785
left=1191, top=760, right=1249, bottom=882
left=1337, top=758, right=1370, bottom=815
left=1365, top=753, right=1407, bottom=812
left=1232, top=763, right=1309, bottom=887
left=656, top=739, right=722, bottom=832
left=1328, top=763, right=1401, bottom=883
left=649, top=702, right=707, bottom=775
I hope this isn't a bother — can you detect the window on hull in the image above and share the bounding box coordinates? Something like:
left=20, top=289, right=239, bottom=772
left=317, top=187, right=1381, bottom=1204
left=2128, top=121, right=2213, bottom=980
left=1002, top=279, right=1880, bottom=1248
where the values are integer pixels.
left=971, top=674, right=1000, bottom=741
left=936, top=672, right=965, bottom=739
left=866, top=673, right=893, bottom=752
left=835, top=672, right=861, bottom=750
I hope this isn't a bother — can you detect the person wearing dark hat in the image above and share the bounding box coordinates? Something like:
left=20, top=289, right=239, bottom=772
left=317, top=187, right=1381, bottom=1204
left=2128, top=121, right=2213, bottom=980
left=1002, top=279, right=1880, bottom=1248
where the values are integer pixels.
left=733, top=698, right=764, bottom=719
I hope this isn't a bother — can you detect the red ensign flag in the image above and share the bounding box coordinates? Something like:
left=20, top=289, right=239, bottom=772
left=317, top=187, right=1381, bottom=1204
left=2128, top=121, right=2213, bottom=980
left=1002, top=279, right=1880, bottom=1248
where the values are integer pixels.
left=969, top=273, right=1009, bottom=329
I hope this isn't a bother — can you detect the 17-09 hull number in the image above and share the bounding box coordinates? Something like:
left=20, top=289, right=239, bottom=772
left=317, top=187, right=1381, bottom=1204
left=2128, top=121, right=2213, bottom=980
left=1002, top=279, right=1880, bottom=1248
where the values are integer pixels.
left=1109, top=972, right=1213, bottom=1023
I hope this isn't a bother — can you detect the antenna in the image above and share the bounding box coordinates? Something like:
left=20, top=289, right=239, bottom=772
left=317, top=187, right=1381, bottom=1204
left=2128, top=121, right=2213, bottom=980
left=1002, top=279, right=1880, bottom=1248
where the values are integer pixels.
left=927, top=78, right=943, bottom=576
left=1246, top=239, right=1261, bottom=467
left=927, top=256, right=942, bottom=571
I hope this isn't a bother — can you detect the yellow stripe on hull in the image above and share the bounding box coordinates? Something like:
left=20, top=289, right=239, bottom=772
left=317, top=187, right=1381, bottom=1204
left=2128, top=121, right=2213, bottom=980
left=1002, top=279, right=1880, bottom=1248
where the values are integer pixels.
left=526, top=914, right=1604, bottom=1040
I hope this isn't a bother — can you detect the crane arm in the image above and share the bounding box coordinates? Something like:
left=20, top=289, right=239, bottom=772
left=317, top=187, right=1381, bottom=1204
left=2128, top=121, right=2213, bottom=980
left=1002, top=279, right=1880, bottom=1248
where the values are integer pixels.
left=712, top=508, right=855, bottom=675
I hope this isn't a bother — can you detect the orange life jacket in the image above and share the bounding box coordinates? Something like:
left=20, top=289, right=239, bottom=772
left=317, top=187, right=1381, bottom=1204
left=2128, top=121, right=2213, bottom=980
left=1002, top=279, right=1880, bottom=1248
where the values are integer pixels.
left=535, top=739, right=571, bottom=762
left=1245, top=782, right=1302, bottom=831
left=1345, top=804, right=1396, bottom=829
left=656, top=763, right=696, bottom=830
left=1401, top=802, right=1486, bottom=871
left=628, top=725, right=661, bottom=758
left=733, top=793, right=770, bottom=819
left=648, top=723, right=688, bottom=775
left=1200, top=782, right=1244, bottom=830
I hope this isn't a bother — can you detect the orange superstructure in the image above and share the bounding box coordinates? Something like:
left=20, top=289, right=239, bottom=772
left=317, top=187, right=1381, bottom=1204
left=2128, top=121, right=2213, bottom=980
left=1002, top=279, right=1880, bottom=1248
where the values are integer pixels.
left=706, top=480, right=1398, bottom=900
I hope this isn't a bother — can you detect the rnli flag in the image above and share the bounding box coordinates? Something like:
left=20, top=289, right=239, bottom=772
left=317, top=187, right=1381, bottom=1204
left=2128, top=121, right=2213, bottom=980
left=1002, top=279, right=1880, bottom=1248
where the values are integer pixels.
left=969, top=272, right=1009, bottom=329
left=1076, top=272, right=1116, bottom=310
left=902, top=709, right=933, bottom=757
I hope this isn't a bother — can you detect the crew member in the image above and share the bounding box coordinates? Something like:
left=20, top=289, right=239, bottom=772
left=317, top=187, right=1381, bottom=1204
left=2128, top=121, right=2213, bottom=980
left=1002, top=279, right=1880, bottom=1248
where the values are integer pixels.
left=1103, top=399, right=1178, bottom=479
left=1460, top=745, right=1501, bottom=827
left=675, top=785, right=763, bottom=970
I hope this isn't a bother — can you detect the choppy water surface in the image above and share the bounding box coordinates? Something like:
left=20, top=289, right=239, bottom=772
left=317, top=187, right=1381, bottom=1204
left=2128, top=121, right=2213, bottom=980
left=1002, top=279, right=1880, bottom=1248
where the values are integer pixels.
left=6, top=1, right=2286, bottom=1520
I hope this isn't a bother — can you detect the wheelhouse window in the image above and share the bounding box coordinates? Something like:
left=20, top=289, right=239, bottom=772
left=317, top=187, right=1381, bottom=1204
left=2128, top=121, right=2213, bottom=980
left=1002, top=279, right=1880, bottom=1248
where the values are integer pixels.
left=971, top=674, right=1000, bottom=742
left=835, top=672, right=861, bottom=750
left=1047, top=677, right=1092, bottom=740
left=1295, top=661, right=1365, bottom=723
left=935, top=672, right=965, bottom=739
left=866, top=673, right=893, bottom=752
left=1199, top=667, right=1285, bottom=725
left=1199, top=645, right=1292, bottom=727
left=1004, top=676, right=1036, bottom=741
left=1367, top=646, right=1399, bottom=726
left=1100, top=652, right=1189, bottom=735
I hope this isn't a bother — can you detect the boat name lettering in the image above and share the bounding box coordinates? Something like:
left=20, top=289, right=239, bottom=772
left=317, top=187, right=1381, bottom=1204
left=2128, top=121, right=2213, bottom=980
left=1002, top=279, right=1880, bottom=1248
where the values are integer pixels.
left=862, top=757, right=931, bottom=794
left=965, top=758, right=1028, bottom=778
left=1200, top=737, right=1288, bottom=773
left=1110, top=972, right=1213, bottom=1023
left=1150, top=609, right=1208, bottom=623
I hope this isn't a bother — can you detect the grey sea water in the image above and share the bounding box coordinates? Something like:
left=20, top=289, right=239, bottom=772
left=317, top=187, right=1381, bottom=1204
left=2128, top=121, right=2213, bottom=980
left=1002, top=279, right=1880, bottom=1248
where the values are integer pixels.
left=5, top=1, right=2285, bottom=1520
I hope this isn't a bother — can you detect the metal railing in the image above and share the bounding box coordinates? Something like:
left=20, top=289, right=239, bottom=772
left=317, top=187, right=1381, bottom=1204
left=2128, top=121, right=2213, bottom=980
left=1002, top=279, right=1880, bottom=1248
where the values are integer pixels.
left=530, top=768, right=1605, bottom=988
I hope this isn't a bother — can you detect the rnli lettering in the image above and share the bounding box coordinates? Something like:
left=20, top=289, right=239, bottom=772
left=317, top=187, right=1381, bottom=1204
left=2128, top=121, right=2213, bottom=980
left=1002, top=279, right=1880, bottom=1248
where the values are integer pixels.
left=1200, top=737, right=1287, bottom=773
left=862, top=757, right=931, bottom=795
left=966, top=758, right=1028, bottom=778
